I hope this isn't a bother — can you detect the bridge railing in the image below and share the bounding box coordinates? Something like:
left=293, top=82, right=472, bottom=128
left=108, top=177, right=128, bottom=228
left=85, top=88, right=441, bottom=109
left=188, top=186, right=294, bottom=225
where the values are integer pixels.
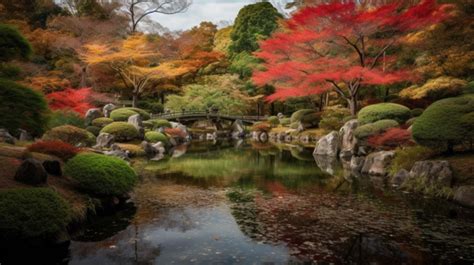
left=150, top=111, right=267, bottom=121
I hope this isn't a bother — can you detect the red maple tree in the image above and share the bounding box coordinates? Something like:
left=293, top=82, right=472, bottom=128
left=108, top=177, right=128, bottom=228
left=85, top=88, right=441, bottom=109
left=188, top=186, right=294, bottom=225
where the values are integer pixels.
left=46, top=88, right=94, bottom=115
left=253, top=0, right=451, bottom=115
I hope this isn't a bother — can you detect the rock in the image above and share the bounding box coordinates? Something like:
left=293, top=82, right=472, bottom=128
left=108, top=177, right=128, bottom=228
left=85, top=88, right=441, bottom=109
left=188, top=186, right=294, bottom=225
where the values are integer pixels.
left=313, top=131, right=339, bottom=157
left=42, top=160, right=62, bottom=176
left=277, top=132, right=287, bottom=142
left=314, top=155, right=339, bottom=175
left=103, top=104, right=116, bottom=118
left=339, top=119, right=358, bottom=158
left=391, top=169, right=409, bottom=186
left=409, top=160, right=453, bottom=187
left=361, top=151, right=395, bottom=176
left=206, top=132, right=217, bottom=141
left=141, top=141, right=166, bottom=161
left=454, top=186, right=474, bottom=208
left=85, top=108, right=102, bottom=126
left=18, top=129, right=32, bottom=142
left=350, top=156, right=365, bottom=173
left=171, top=145, right=187, bottom=158
left=299, top=135, right=310, bottom=144
left=284, top=135, right=293, bottom=143
left=252, top=131, right=260, bottom=141
left=0, top=129, right=15, bottom=144
left=231, top=120, right=245, bottom=139
left=259, top=132, right=268, bottom=142
left=103, top=144, right=129, bottom=160
left=277, top=112, right=284, bottom=119
left=14, top=159, right=47, bottom=185
left=94, top=133, right=115, bottom=149
left=128, top=114, right=144, bottom=138
left=170, top=122, right=190, bottom=141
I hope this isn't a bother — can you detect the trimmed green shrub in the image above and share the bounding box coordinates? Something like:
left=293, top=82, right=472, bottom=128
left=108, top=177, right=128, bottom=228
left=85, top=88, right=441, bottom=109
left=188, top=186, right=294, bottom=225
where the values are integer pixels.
left=280, top=118, right=291, bottom=126
left=48, top=110, right=85, bottom=129
left=300, top=112, right=321, bottom=127
left=145, top=131, right=169, bottom=143
left=100, top=122, right=139, bottom=142
left=43, top=125, right=95, bottom=146
left=406, top=117, right=417, bottom=126
left=267, top=116, right=279, bottom=125
left=410, top=108, right=424, bottom=117
left=142, top=121, right=154, bottom=130
left=290, top=109, right=316, bottom=123
left=319, top=105, right=352, bottom=130
left=412, top=94, right=474, bottom=152
left=0, top=79, right=49, bottom=137
left=110, top=108, right=150, bottom=121
left=252, top=122, right=271, bottom=132
left=358, top=103, right=411, bottom=125
left=91, top=117, right=113, bottom=128
left=354, top=119, right=399, bottom=139
left=64, top=153, right=137, bottom=196
left=86, top=126, right=101, bottom=136
left=0, top=188, right=70, bottom=240
left=149, top=119, right=172, bottom=129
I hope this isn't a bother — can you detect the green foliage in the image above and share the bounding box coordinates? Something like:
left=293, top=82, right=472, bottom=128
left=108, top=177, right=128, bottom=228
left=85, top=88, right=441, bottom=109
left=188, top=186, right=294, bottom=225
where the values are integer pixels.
left=137, top=100, right=164, bottom=114
left=280, top=118, right=291, bottom=126
left=319, top=105, right=352, bottom=130
left=165, top=75, right=251, bottom=115
left=0, top=64, right=21, bottom=79
left=110, top=108, right=150, bottom=121
left=0, top=188, right=71, bottom=240
left=86, top=126, right=101, bottom=136
left=410, top=108, right=424, bottom=117
left=100, top=122, right=139, bottom=142
left=0, top=79, right=49, bottom=137
left=64, top=153, right=137, bottom=196
left=358, top=103, right=411, bottom=125
left=48, top=110, right=85, bottom=129
left=43, top=125, right=95, bottom=146
left=149, top=119, right=172, bottom=129
left=412, top=94, right=474, bottom=150
left=229, top=2, right=282, bottom=55
left=290, top=109, right=317, bottom=124
left=0, top=24, right=32, bottom=62
left=401, top=175, right=453, bottom=199
left=144, top=131, right=168, bottom=144
left=267, top=116, right=279, bottom=125
left=91, top=117, right=113, bottom=128
left=229, top=52, right=261, bottom=79
left=389, top=146, right=436, bottom=175
left=354, top=119, right=399, bottom=139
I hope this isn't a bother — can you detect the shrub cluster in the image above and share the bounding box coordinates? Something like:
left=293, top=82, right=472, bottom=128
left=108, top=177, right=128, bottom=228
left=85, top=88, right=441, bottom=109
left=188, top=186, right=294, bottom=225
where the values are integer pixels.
left=252, top=122, right=271, bottom=132
left=48, top=110, right=85, bottom=129
left=27, top=140, right=80, bottom=161
left=354, top=119, right=399, bottom=139
left=64, top=153, right=137, bottom=196
left=86, top=126, right=101, bottom=136
left=91, top=117, right=113, bottom=128
left=389, top=145, right=436, bottom=175
left=267, top=116, right=279, bottom=125
left=42, top=125, right=95, bottom=147
left=137, top=100, right=164, bottom=114
left=149, top=119, right=172, bottom=129
left=319, top=105, right=352, bottom=130
left=145, top=131, right=169, bottom=143
left=100, top=122, right=139, bottom=142
left=358, top=103, right=411, bottom=125
left=110, top=108, right=150, bottom=121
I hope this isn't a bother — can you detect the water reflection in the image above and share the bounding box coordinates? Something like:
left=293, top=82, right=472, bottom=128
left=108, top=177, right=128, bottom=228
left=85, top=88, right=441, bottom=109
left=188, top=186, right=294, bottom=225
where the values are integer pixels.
left=67, top=141, right=474, bottom=265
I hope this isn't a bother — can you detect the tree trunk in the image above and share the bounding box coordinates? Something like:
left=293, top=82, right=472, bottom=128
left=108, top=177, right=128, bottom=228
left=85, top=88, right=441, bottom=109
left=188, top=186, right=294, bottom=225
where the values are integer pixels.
left=348, top=96, right=358, bottom=116
left=160, top=92, right=165, bottom=104
left=132, top=93, right=139, bottom=108
left=80, top=66, right=87, bottom=88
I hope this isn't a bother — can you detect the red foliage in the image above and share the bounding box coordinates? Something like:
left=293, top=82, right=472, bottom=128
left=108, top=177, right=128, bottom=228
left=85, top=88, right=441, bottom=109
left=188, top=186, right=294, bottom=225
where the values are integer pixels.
left=46, top=87, right=94, bottom=115
left=252, top=123, right=272, bottom=132
left=253, top=0, right=451, bottom=105
left=27, top=140, right=81, bottom=161
left=164, top=128, right=187, bottom=139
left=368, top=128, right=413, bottom=148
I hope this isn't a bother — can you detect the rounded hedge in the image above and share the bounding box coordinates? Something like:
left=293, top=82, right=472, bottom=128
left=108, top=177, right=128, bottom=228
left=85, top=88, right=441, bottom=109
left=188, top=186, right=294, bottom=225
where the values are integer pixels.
left=91, top=117, right=113, bottom=127
left=0, top=188, right=70, bottom=240
left=290, top=109, right=316, bottom=123
left=64, top=153, right=138, bottom=196
left=145, top=131, right=169, bottom=143
left=150, top=119, right=172, bottom=129
left=100, top=122, right=139, bottom=142
left=354, top=119, right=399, bottom=139
left=110, top=108, right=150, bottom=121
left=280, top=118, right=291, bottom=126
left=267, top=116, right=279, bottom=125
left=410, top=108, right=424, bottom=117
left=43, top=125, right=95, bottom=146
left=358, top=103, right=411, bottom=125
left=412, top=94, right=474, bottom=150
left=0, top=79, right=49, bottom=137
left=86, top=126, right=101, bottom=136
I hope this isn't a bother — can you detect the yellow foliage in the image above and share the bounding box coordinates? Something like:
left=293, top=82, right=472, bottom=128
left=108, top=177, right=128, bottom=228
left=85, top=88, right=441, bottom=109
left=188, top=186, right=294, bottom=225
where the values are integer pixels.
left=400, top=76, right=467, bottom=99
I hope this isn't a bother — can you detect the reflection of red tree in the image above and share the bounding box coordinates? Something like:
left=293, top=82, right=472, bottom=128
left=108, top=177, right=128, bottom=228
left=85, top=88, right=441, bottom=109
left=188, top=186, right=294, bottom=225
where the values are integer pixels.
left=264, top=181, right=289, bottom=195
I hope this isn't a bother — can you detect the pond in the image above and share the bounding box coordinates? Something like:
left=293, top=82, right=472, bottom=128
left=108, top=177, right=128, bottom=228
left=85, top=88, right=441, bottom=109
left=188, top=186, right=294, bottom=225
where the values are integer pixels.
left=13, top=141, right=474, bottom=264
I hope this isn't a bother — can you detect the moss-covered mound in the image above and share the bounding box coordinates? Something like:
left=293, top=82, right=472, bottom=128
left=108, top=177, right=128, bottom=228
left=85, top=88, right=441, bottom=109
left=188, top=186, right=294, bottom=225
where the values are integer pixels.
left=0, top=188, right=71, bottom=240
left=149, top=119, right=172, bottom=129
left=412, top=94, right=474, bottom=151
left=290, top=109, right=320, bottom=128
left=86, top=126, right=101, bottom=136
left=290, top=109, right=316, bottom=123
left=64, top=153, right=137, bottom=196
left=267, top=116, right=279, bottom=125
left=110, top=108, right=150, bottom=121
left=42, top=125, right=95, bottom=147
left=100, top=122, right=139, bottom=142
left=145, top=131, right=169, bottom=143
left=354, top=119, right=399, bottom=139
left=358, top=103, right=411, bottom=125
left=91, top=117, right=113, bottom=128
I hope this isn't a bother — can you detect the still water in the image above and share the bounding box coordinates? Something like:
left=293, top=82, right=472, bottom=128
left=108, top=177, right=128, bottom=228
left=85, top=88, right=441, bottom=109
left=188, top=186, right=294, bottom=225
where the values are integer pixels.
left=17, top=141, right=474, bottom=264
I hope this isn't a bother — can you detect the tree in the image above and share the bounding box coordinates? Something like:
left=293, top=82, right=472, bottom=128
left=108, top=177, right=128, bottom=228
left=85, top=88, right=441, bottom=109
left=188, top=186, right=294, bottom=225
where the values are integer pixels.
left=46, top=88, right=94, bottom=115
left=253, top=0, right=450, bottom=115
left=118, top=0, right=192, bottom=33
left=0, top=0, right=64, bottom=28
left=0, top=24, right=32, bottom=62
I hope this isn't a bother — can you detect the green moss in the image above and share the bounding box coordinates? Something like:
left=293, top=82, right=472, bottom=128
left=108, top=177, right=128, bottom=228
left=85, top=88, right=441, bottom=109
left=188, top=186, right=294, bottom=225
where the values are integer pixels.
left=0, top=188, right=71, bottom=240
left=91, top=117, right=113, bottom=127
left=319, top=105, right=352, bottom=130
left=149, top=119, right=172, bottom=129
left=354, top=119, right=399, bottom=139
left=86, top=126, right=101, bottom=136
left=290, top=109, right=316, bottom=123
left=64, top=153, right=138, bottom=196
left=389, top=146, right=436, bottom=175
left=43, top=125, right=95, bottom=146
left=110, top=108, right=150, bottom=121
left=401, top=176, right=453, bottom=199
left=412, top=94, right=474, bottom=150
left=267, top=116, right=279, bottom=125
left=358, top=103, right=411, bottom=125
left=280, top=118, right=291, bottom=126
left=144, top=131, right=168, bottom=143
left=100, top=122, right=139, bottom=142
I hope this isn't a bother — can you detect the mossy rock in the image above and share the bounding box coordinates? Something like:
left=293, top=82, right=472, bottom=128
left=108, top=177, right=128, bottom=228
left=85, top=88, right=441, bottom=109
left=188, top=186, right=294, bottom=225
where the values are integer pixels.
left=64, top=153, right=137, bottom=196
left=144, top=131, right=169, bottom=144
left=110, top=108, right=150, bottom=121
left=86, top=126, right=101, bottom=136
left=91, top=117, right=113, bottom=128
left=149, top=119, right=172, bottom=129
left=100, top=122, right=139, bottom=142
left=354, top=119, right=399, bottom=139
left=0, top=188, right=71, bottom=240
left=358, top=103, right=411, bottom=125
left=42, top=125, right=95, bottom=147
left=115, top=144, right=146, bottom=158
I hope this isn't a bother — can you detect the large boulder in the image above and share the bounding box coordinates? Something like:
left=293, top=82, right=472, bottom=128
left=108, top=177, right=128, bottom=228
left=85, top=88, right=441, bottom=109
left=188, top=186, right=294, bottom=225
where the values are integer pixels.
left=314, top=155, right=339, bottom=175
left=128, top=114, right=144, bottom=138
left=85, top=108, right=102, bottom=126
left=94, top=133, right=115, bottom=149
left=14, top=159, right=48, bottom=185
left=18, top=129, right=32, bottom=142
left=408, top=160, right=453, bottom=187
left=231, top=119, right=245, bottom=139
left=103, top=144, right=129, bottom=160
left=454, top=186, right=474, bottom=208
left=313, top=131, right=339, bottom=156
left=361, top=151, right=395, bottom=176
left=0, top=129, right=15, bottom=144
left=42, top=160, right=62, bottom=176
left=391, top=169, right=409, bottom=186
left=103, top=103, right=116, bottom=118
left=259, top=132, right=268, bottom=142
left=141, top=141, right=166, bottom=161
left=339, top=119, right=358, bottom=158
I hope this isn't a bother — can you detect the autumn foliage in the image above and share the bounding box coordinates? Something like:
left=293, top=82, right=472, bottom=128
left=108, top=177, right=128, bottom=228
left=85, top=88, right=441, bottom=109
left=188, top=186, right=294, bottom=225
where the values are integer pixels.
left=368, top=128, right=413, bottom=148
left=27, top=140, right=81, bottom=161
left=164, top=128, right=187, bottom=139
left=46, top=87, right=94, bottom=115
